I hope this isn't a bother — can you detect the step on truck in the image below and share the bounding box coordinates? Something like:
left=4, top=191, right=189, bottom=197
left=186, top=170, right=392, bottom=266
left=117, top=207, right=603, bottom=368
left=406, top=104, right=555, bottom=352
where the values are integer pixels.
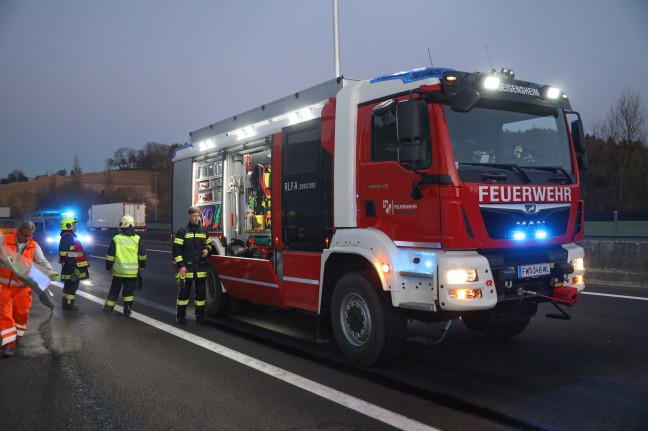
left=172, top=67, right=588, bottom=365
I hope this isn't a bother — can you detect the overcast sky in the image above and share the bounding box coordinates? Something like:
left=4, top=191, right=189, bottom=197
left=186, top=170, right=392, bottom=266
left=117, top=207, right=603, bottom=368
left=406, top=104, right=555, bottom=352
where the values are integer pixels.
left=1, top=0, right=647, bottom=178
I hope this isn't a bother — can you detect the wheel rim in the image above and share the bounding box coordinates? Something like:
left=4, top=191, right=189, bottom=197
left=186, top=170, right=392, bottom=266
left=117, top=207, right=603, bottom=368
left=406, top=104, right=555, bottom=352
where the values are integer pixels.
left=339, top=293, right=372, bottom=347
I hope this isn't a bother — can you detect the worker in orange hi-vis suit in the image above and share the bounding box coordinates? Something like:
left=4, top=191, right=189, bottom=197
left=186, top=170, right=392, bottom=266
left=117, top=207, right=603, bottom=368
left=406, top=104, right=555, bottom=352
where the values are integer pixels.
left=0, top=220, right=58, bottom=359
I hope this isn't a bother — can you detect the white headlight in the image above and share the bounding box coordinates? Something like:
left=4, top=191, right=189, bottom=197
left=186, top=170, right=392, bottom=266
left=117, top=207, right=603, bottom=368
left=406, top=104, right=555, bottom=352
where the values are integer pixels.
left=545, top=86, right=560, bottom=99
left=446, top=268, right=477, bottom=284
left=483, top=76, right=500, bottom=90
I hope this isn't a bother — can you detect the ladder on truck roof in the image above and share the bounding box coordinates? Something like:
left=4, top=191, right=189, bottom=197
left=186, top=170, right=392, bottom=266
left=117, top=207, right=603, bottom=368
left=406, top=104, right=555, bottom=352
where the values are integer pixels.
left=175, top=77, right=355, bottom=162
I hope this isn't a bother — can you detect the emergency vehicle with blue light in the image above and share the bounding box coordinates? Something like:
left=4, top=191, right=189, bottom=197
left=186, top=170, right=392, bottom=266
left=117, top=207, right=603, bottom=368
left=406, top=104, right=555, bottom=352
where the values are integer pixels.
left=28, top=210, right=93, bottom=253
left=172, top=67, right=588, bottom=365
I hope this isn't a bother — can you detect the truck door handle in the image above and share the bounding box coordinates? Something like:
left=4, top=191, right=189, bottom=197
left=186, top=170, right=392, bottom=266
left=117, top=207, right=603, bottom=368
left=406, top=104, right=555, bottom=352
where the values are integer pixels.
left=365, top=200, right=376, bottom=217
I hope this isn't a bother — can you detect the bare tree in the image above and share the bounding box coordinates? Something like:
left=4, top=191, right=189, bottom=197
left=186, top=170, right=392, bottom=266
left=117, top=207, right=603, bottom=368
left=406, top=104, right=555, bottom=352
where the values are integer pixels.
left=596, top=87, right=647, bottom=208
left=113, top=147, right=132, bottom=169
left=7, top=170, right=28, bottom=183
left=601, top=87, right=646, bottom=144
left=72, top=154, right=82, bottom=175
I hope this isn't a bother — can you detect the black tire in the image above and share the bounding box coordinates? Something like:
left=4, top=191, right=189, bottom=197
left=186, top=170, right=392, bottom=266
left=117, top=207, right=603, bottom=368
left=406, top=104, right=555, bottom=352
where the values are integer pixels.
left=204, top=267, right=230, bottom=317
left=462, top=314, right=531, bottom=340
left=228, top=297, right=251, bottom=314
left=331, top=272, right=407, bottom=366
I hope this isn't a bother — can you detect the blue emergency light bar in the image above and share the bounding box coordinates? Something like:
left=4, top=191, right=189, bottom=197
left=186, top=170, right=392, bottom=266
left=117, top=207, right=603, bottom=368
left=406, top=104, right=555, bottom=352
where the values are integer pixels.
left=511, top=228, right=550, bottom=241
left=371, top=67, right=455, bottom=84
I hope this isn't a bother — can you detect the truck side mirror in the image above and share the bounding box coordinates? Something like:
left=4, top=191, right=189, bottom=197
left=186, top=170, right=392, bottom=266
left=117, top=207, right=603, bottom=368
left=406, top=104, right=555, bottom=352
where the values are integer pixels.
left=397, top=144, right=422, bottom=164
left=571, top=119, right=586, bottom=154
left=396, top=99, right=424, bottom=143
left=571, top=118, right=588, bottom=177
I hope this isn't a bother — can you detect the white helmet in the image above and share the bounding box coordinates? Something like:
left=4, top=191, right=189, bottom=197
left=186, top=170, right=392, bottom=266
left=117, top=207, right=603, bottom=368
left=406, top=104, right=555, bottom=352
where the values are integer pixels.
left=119, top=215, right=135, bottom=229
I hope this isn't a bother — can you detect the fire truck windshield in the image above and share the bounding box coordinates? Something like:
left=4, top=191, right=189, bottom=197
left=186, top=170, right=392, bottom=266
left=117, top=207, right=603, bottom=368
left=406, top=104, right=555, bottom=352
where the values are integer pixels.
left=444, top=100, right=574, bottom=183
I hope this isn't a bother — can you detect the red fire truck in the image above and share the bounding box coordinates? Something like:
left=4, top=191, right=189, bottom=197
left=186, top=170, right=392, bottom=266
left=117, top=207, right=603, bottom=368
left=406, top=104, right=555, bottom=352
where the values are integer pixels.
left=172, top=67, right=588, bottom=365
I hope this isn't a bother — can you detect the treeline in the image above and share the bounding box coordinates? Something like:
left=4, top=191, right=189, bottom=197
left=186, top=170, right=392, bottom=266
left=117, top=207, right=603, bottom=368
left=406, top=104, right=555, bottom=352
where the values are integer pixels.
left=1, top=142, right=180, bottom=184
left=0, top=170, right=28, bottom=184
left=581, top=88, right=647, bottom=211
left=105, top=142, right=181, bottom=171
left=0, top=142, right=178, bottom=221
left=581, top=135, right=648, bottom=211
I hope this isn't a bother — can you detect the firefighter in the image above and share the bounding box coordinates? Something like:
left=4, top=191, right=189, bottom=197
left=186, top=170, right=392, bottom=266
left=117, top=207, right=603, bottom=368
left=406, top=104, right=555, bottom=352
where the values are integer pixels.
left=173, top=206, right=213, bottom=325
left=58, top=217, right=89, bottom=311
left=102, top=215, right=146, bottom=316
left=1, top=220, right=58, bottom=358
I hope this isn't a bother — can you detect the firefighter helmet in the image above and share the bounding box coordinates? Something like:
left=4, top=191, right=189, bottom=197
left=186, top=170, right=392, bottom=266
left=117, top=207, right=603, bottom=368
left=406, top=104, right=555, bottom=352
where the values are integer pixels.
left=60, top=217, right=78, bottom=231
left=119, top=215, right=135, bottom=229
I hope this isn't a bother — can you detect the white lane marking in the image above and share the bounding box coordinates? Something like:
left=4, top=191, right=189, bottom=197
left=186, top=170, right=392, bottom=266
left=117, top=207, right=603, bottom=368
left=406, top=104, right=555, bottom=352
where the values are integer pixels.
left=582, top=291, right=648, bottom=301
left=90, top=248, right=170, bottom=254
left=54, top=286, right=441, bottom=431
left=146, top=248, right=171, bottom=253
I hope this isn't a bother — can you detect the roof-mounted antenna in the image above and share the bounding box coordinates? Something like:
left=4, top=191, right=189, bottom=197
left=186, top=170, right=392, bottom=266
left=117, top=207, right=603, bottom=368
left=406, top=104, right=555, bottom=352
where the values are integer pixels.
left=485, top=45, right=494, bottom=72
left=427, top=48, right=434, bottom=67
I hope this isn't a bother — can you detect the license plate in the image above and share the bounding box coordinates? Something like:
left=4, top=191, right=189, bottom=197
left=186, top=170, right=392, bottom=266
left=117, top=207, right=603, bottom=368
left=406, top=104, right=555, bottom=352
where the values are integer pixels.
left=518, top=263, right=551, bottom=278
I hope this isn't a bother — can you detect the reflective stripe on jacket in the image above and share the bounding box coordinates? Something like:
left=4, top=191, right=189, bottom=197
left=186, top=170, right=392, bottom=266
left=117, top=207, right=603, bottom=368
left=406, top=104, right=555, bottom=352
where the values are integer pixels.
left=172, top=223, right=212, bottom=270
left=59, top=231, right=89, bottom=268
left=59, top=231, right=89, bottom=280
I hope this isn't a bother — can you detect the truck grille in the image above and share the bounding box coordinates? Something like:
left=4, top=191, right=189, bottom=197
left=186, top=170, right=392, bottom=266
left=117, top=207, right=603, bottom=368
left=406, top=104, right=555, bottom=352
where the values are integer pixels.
left=481, top=206, right=570, bottom=240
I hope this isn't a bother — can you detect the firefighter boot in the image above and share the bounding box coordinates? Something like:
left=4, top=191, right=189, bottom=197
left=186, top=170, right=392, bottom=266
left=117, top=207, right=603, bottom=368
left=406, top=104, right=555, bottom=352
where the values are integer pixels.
left=123, top=302, right=133, bottom=317
left=176, top=304, right=188, bottom=325
left=62, top=297, right=78, bottom=311
left=102, top=304, right=114, bottom=314
left=195, top=306, right=206, bottom=325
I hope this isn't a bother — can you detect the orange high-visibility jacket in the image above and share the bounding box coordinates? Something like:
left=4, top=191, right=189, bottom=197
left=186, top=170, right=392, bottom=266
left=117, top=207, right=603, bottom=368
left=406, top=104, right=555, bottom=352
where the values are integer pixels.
left=0, top=233, right=36, bottom=288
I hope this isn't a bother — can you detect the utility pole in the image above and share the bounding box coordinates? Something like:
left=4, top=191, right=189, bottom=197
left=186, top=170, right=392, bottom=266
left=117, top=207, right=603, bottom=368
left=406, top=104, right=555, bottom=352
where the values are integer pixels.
left=153, top=172, right=160, bottom=221
left=333, top=0, right=341, bottom=78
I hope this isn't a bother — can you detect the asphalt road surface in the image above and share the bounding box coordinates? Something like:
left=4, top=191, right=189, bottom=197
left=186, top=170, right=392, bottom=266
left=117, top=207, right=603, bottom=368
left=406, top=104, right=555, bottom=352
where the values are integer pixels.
left=1, top=239, right=647, bottom=431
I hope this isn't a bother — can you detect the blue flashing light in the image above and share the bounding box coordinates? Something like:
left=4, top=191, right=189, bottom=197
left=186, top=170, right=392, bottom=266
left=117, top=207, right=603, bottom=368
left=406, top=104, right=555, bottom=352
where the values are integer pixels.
left=534, top=230, right=548, bottom=239
left=370, top=67, right=455, bottom=84
left=511, top=229, right=550, bottom=241
left=512, top=231, right=526, bottom=240
left=78, top=233, right=93, bottom=244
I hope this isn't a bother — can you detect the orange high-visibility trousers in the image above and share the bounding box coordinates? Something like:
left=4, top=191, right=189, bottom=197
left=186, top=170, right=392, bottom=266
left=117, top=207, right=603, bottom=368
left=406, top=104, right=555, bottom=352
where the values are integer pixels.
left=0, top=284, right=33, bottom=347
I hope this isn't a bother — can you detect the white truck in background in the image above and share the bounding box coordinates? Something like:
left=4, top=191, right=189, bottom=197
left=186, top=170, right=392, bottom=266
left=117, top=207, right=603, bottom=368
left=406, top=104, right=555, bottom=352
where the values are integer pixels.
left=0, top=207, right=17, bottom=235
left=87, top=203, right=146, bottom=230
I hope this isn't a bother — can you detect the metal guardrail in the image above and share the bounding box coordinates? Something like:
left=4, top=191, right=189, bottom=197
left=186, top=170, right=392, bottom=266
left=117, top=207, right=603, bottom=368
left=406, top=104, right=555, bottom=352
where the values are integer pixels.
left=584, top=221, right=648, bottom=237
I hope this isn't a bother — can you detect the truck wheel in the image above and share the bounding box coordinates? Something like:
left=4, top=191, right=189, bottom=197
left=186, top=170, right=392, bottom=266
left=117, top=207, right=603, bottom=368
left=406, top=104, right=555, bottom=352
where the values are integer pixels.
left=205, top=268, right=230, bottom=317
left=331, top=272, right=407, bottom=366
left=228, top=297, right=250, bottom=314
left=462, top=315, right=531, bottom=340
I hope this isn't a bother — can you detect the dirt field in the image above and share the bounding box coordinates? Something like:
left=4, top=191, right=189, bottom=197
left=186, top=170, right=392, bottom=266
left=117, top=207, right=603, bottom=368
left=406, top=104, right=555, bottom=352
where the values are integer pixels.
left=0, top=170, right=160, bottom=219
